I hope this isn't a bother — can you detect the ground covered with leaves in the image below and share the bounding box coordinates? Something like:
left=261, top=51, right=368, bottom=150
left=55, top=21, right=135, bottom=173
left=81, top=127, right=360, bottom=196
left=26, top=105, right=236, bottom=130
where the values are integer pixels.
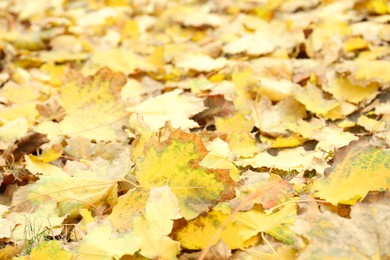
left=0, top=0, right=390, bottom=259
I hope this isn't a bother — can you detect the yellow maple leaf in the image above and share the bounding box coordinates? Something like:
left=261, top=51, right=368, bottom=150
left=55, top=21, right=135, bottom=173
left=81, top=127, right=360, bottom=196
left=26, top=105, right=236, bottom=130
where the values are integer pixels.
left=231, top=64, right=256, bottom=115
left=133, top=217, right=180, bottom=260
left=287, top=119, right=358, bottom=151
left=0, top=118, right=28, bottom=149
left=309, top=20, right=351, bottom=54
left=135, top=129, right=235, bottom=220
left=59, top=68, right=128, bottom=141
left=260, top=134, right=305, bottom=148
left=110, top=188, right=149, bottom=231
left=312, top=141, right=390, bottom=204
left=84, top=49, right=139, bottom=75
left=199, top=138, right=240, bottom=182
left=129, top=89, right=206, bottom=131
left=235, top=203, right=297, bottom=243
left=325, top=77, right=379, bottom=104
left=133, top=186, right=181, bottom=259
left=77, top=223, right=140, bottom=260
left=253, top=96, right=306, bottom=137
left=0, top=103, right=39, bottom=125
left=30, top=241, right=73, bottom=260
left=1, top=83, right=40, bottom=104
left=14, top=153, right=130, bottom=216
left=175, top=54, right=227, bottom=72
left=344, top=36, right=368, bottom=52
left=25, top=154, right=67, bottom=177
left=237, top=172, right=295, bottom=210
left=175, top=208, right=248, bottom=250
left=357, top=115, right=386, bottom=133
left=223, top=23, right=303, bottom=56
left=338, top=60, right=390, bottom=86
left=236, top=147, right=326, bottom=173
left=294, top=83, right=340, bottom=118
left=19, top=176, right=116, bottom=216
left=176, top=203, right=297, bottom=250
left=256, top=77, right=296, bottom=101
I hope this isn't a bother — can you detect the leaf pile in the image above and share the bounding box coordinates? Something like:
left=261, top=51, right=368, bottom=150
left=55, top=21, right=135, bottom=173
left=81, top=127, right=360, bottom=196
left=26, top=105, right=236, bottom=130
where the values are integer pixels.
left=1, top=0, right=390, bottom=259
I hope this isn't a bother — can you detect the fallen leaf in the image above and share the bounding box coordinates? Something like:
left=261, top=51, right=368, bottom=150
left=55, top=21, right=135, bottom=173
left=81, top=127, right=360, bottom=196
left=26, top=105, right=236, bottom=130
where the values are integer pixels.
left=253, top=96, right=307, bottom=137
left=0, top=118, right=28, bottom=150
left=236, top=147, right=325, bottom=173
left=294, top=83, right=340, bottom=119
left=293, top=198, right=390, bottom=259
left=132, top=186, right=181, bottom=259
left=13, top=153, right=130, bottom=216
left=236, top=171, right=295, bottom=210
left=77, top=223, right=139, bottom=260
left=215, top=113, right=258, bottom=157
left=110, top=188, right=149, bottom=231
left=235, top=203, right=297, bottom=244
left=3, top=132, right=49, bottom=163
left=324, top=76, right=379, bottom=104
left=175, top=206, right=248, bottom=250
left=7, top=200, right=65, bottom=241
left=30, top=241, right=73, bottom=260
left=176, top=54, right=228, bottom=72
left=135, top=129, right=235, bottom=220
left=129, top=89, right=206, bottom=131
left=59, top=68, right=128, bottom=141
left=312, top=140, right=390, bottom=204
left=84, top=49, right=139, bottom=75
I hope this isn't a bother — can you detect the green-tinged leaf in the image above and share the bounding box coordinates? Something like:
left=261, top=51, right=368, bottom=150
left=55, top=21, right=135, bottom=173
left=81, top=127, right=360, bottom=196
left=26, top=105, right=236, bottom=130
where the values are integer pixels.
left=312, top=141, right=390, bottom=204
left=135, top=129, right=235, bottom=220
left=175, top=208, right=248, bottom=250
left=235, top=203, right=297, bottom=244
left=110, top=188, right=149, bottom=231
left=30, top=241, right=73, bottom=260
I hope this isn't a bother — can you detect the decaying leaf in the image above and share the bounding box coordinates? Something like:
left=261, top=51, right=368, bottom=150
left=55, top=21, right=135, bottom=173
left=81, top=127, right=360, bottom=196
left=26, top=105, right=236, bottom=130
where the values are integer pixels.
left=293, top=197, right=390, bottom=259
left=3, top=132, right=49, bottom=163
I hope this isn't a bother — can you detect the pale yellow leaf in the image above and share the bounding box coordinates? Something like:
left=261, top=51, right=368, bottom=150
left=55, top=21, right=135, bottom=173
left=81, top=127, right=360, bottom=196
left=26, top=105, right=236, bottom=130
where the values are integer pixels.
left=129, top=89, right=205, bottom=131
left=294, top=83, right=340, bottom=117
left=176, top=54, right=227, bottom=72
left=0, top=118, right=28, bottom=149
left=312, top=142, right=390, bottom=205
left=59, top=68, right=128, bottom=141
left=77, top=223, right=139, bottom=260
